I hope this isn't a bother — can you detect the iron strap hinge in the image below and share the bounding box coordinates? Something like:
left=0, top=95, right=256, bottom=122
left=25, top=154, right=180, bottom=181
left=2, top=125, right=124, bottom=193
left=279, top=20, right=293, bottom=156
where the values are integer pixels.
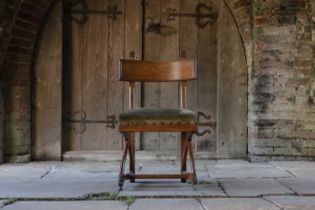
left=196, top=111, right=216, bottom=136
left=167, top=3, right=218, bottom=28
left=64, top=109, right=118, bottom=134
left=66, top=0, right=122, bottom=24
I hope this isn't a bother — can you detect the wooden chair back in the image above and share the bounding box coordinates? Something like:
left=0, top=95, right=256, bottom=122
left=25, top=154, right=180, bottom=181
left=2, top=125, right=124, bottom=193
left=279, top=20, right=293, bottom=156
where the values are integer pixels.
left=119, top=59, right=197, bottom=110
left=119, top=60, right=197, bottom=82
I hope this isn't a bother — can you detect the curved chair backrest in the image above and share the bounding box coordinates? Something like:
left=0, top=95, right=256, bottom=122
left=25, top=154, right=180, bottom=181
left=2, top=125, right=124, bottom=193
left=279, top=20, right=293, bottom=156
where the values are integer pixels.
left=119, top=59, right=197, bottom=82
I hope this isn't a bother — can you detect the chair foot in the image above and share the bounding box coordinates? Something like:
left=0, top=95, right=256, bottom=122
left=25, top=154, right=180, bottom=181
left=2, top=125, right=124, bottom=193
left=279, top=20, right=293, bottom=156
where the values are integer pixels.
left=181, top=178, right=187, bottom=183
left=192, top=176, right=197, bottom=185
left=118, top=175, right=125, bottom=191
left=118, top=137, right=129, bottom=191
left=130, top=174, right=135, bottom=183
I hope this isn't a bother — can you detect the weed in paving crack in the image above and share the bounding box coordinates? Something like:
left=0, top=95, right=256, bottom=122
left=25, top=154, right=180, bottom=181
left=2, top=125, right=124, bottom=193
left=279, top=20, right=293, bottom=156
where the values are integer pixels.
left=3, top=198, right=17, bottom=206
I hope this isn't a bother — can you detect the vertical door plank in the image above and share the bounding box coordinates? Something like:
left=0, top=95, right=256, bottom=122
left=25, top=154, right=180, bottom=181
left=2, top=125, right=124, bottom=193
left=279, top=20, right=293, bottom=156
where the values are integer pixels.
left=81, top=0, right=109, bottom=150
left=33, top=1, right=62, bottom=160
left=197, top=0, right=217, bottom=152
left=124, top=0, right=143, bottom=150
left=123, top=0, right=142, bottom=111
left=159, top=0, right=180, bottom=151
left=217, top=2, right=247, bottom=158
left=179, top=0, right=199, bottom=151
left=106, top=0, right=125, bottom=150
left=142, top=0, right=162, bottom=150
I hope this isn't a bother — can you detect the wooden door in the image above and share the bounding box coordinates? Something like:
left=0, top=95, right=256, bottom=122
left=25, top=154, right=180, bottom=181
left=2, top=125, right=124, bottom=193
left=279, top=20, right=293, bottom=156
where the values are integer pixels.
left=142, top=0, right=217, bottom=153
left=59, top=0, right=247, bottom=157
left=62, top=0, right=142, bottom=151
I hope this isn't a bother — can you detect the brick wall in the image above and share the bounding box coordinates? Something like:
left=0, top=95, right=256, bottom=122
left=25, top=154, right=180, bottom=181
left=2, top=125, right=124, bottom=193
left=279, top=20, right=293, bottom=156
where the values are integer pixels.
left=1, top=0, right=51, bottom=162
left=0, top=0, right=314, bottom=162
left=250, top=0, right=315, bottom=161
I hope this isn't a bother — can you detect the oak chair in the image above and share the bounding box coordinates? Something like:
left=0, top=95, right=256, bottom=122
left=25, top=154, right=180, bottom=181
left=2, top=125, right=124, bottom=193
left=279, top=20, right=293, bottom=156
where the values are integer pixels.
left=118, top=59, right=198, bottom=190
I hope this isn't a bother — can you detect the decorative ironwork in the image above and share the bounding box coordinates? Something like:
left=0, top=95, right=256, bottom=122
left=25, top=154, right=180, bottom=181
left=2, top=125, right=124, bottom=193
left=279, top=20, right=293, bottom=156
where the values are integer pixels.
left=146, top=21, right=162, bottom=34
left=64, top=109, right=118, bottom=134
left=145, top=19, right=177, bottom=35
left=196, top=111, right=216, bottom=136
left=67, top=0, right=122, bottom=24
left=167, top=3, right=218, bottom=28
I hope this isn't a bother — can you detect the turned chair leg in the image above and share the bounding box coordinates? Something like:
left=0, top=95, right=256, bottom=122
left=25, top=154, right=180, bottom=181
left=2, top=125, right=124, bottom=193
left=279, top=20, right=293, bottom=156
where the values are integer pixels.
left=128, top=133, right=136, bottom=183
left=118, top=137, right=129, bottom=190
left=180, top=132, right=188, bottom=183
left=188, top=135, right=197, bottom=184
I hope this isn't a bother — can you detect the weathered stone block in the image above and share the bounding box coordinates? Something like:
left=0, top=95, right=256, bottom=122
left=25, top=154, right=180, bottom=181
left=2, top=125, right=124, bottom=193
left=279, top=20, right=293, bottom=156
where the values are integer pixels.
left=4, top=112, right=31, bottom=163
left=0, top=91, right=3, bottom=164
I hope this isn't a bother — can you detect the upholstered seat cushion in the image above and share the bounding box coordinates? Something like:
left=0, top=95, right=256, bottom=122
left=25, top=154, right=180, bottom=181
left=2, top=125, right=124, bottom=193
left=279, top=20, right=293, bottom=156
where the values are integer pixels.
left=119, top=108, right=197, bottom=126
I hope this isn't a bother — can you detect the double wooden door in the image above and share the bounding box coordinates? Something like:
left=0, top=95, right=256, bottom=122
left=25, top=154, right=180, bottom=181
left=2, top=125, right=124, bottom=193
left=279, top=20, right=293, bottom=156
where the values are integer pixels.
left=63, top=0, right=218, bottom=153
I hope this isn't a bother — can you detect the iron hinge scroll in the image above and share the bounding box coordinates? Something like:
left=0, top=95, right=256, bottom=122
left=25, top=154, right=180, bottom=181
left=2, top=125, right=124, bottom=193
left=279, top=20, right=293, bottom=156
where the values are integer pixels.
left=167, top=3, right=218, bottom=28
left=65, top=0, right=122, bottom=24
left=64, top=109, right=118, bottom=134
left=196, top=111, right=216, bottom=136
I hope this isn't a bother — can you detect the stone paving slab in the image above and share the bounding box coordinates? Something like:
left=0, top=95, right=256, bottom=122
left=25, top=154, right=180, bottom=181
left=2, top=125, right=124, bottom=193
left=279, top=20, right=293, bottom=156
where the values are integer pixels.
left=0, top=160, right=314, bottom=199
left=132, top=162, right=181, bottom=173
left=130, top=160, right=208, bottom=173
left=270, top=161, right=315, bottom=178
left=206, top=160, right=273, bottom=169
left=51, top=162, right=120, bottom=174
left=0, top=175, right=118, bottom=198
left=0, top=162, right=57, bottom=180
left=288, top=169, right=315, bottom=178
left=265, top=196, right=315, bottom=210
left=201, top=198, right=280, bottom=210
left=219, top=178, right=294, bottom=197
left=119, top=180, right=226, bottom=197
left=129, top=198, right=202, bottom=210
left=278, top=178, right=315, bottom=195
left=207, top=167, right=292, bottom=179
left=0, top=161, right=122, bottom=198
left=119, top=180, right=201, bottom=197
left=118, top=171, right=226, bottom=197
left=205, top=160, right=292, bottom=179
left=194, top=182, right=227, bottom=197
left=2, top=201, right=127, bottom=210
left=270, top=161, right=315, bottom=170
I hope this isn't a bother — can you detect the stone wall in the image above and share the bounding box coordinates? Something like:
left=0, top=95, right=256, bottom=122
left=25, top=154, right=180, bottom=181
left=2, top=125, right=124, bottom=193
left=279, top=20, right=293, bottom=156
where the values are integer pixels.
left=1, top=0, right=51, bottom=162
left=250, top=0, right=315, bottom=161
left=0, top=0, right=5, bottom=164
left=0, top=0, right=314, bottom=162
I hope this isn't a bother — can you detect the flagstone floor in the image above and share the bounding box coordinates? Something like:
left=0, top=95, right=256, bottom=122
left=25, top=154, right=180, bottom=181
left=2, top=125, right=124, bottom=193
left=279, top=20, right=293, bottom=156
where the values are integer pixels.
left=0, top=160, right=315, bottom=209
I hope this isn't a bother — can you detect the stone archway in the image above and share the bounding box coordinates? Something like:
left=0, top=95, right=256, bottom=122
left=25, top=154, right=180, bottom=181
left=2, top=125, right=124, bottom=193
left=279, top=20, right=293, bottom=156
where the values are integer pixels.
left=0, top=0, right=253, bottom=162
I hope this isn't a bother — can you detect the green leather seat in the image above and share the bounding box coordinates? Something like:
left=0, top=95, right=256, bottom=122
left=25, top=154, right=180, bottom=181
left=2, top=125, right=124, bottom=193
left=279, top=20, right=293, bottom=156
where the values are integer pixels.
left=119, top=108, right=197, bottom=126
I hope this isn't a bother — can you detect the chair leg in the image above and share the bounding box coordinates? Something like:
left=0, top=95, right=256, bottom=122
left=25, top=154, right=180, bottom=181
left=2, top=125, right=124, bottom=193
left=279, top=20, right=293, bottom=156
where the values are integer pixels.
left=128, top=133, right=136, bottom=183
left=180, top=132, right=188, bottom=183
left=188, top=135, right=197, bottom=185
left=119, top=137, right=129, bottom=191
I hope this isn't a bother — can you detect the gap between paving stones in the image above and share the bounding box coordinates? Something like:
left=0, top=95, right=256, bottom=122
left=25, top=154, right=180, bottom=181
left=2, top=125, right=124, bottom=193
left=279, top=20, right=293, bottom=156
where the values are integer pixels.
left=2, top=196, right=315, bottom=210
left=274, top=178, right=299, bottom=196
left=196, top=198, right=207, bottom=210
left=269, top=162, right=297, bottom=178
left=3, top=194, right=315, bottom=201
left=261, top=197, right=285, bottom=210
left=217, top=181, right=229, bottom=196
left=39, top=166, right=55, bottom=179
